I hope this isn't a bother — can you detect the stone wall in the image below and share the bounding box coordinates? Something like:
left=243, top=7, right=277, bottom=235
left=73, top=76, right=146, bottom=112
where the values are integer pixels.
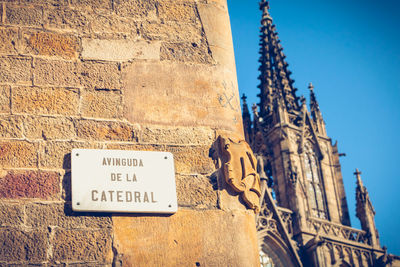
left=0, top=0, right=259, bottom=266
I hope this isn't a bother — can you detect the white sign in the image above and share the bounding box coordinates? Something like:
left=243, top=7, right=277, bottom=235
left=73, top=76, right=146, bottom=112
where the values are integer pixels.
left=71, top=149, right=177, bottom=214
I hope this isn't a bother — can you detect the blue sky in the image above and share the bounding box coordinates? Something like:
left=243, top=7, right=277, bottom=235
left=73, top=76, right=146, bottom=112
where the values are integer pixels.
left=228, top=0, right=400, bottom=254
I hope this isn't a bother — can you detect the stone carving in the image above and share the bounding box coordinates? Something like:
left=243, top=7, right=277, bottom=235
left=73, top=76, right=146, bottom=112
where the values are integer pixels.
left=286, top=160, right=298, bottom=186
left=277, top=207, right=294, bottom=236
left=304, top=232, right=325, bottom=253
left=257, top=199, right=278, bottom=234
left=210, top=135, right=261, bottom=213
left=253, top=131, right=267, bottom=154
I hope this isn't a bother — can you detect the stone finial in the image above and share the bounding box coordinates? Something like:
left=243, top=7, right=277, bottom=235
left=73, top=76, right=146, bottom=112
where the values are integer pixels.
left=354, top=168, right=364, bottom=188
left=260, top=1, right=272, bottom=23
left=308, top=82, right=314, bottom=91
left=241, top=93, right=247, bottom=103
left=259, top=0, right=270, bottom=11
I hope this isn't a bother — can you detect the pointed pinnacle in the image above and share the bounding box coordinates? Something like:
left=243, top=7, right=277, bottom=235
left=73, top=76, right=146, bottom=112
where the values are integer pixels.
left=241, top=93, right=247, bottom=103
left=259, top=0, right=270, bottom=10
left=252, top=103, right=258, bottom=116
left=260, top=0, right=272, bottom=21
left=354, top=168, right=363, bottom=187
left=300, top=95, right=306, bottom=105
left=308, top=82, right=314, bottom=91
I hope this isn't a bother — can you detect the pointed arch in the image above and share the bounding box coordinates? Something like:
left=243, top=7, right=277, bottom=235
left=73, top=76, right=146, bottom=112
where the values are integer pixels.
left=259, top=233, right=299, bottom=267
left=256, top=185, right=303, bottom=267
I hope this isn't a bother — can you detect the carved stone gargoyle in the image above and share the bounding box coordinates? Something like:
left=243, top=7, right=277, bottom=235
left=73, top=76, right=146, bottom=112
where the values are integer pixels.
left=210, top=135, right=261, bottom=213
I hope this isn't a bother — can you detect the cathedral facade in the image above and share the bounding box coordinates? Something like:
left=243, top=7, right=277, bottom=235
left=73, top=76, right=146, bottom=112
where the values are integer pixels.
left=242, top=1, right=400, bottom=266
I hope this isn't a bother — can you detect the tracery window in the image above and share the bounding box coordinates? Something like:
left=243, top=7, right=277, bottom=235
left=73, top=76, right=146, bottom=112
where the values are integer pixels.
left=303, top=141, right=328, bottom=219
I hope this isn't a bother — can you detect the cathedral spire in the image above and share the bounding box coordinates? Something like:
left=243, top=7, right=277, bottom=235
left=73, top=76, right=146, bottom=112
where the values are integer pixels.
left=258, top=0, right=299, bottom=119
left=250, top=2, right=388, bottom=265
left=354, top=169, right=380, bottom=247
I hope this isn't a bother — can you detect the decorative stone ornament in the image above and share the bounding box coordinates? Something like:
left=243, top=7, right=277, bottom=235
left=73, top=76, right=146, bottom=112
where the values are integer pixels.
left=286, top=160, right=298, bottom=187
left=210, top=135, right=261, bottom=213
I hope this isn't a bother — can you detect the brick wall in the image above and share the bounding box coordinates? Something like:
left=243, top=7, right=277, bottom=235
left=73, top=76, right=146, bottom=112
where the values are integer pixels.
left=0, top=0, right=259, bottom=266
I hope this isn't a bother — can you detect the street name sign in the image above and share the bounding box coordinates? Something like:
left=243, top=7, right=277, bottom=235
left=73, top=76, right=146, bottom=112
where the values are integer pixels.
left=71, top=149, right=177, bottom=214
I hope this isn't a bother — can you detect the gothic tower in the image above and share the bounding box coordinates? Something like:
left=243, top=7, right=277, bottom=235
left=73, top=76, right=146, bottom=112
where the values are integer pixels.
left=244, top=1, right=393, bottom=266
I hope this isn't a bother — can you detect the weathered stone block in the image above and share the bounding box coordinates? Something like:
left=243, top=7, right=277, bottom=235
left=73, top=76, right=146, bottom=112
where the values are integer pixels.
left=157, top=2, right=197, bottom=23
left=44, top=7, right=89, bottom=32
left=0, top=27, right=18, bottom=54
left=0, top=115, right=23, bottom=138
left=33, top=59, right=79, bottom=87
left=82, top=39, right=160, bottom=61
left=0, top=56, right=31, bottom=84
left=123, top=61, right=243, bottom=133
left=70, top=0, right=112, bottom=10
left=90, top=13, right=138, bottom=34
left=140, top=21, right=203, bottom=43
left=165, top=145, right=214, bottom=174
left=52, top=229, right=112, bottom=262
left=113, top=210, right=259, bottom=266
left=80, top=61, right=121, bottom=90
left=12, top=86, right=79, bottom=115
left=76, top=119, right=136, bottom=142
left=27, top=31, right=79, bottom=59
left=22, top=0, right=69, bottom=7
left=1, top=261, right=48, bottom=266
left=140, top=126, right=214, bottom=145
left=0, top=85, right=10, bottom=114
left=0, top=170, right=60, bottom=199
left=0, top=202, right=24, bottom=227
left=24, top=116, right=75, bottom=140
left=40, top=141, right=96, bottom=169
left=160, top=41, right=212, bottom=64
left=176, top=174, right=218, bottom=208
left=5, top=5, right=42, bottom=26
left=0, top=229, right=47, bottom=261
left=25, top=203, right=112, bottom=229
left=114, top=0, right=157, bottom=19
left=197, top=2, right=236, bottom=71
left=81, top=90, right=122, bottom=119
left=105, top=143, right=164, bottom=151
left=0, top=141, right=37, bottom=168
